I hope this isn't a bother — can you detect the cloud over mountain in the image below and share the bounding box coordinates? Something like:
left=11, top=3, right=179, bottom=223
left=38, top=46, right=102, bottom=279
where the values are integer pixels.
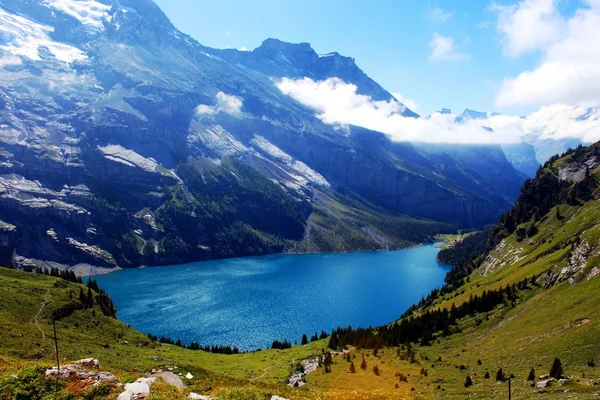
left=277, top=77, right=600, bottom=145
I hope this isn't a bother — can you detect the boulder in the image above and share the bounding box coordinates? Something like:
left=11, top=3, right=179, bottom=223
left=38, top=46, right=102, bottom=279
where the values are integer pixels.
left=97, top=372, right=119, bottom=384
left=75, top=358, right=100, bottom=369
left=189, top=394, right=212, bottom=400
left=117, top=377, right=155, bottom=400
left=185, top=372, right=194, bottom=380
left=536, top=380, right=552, bottom=389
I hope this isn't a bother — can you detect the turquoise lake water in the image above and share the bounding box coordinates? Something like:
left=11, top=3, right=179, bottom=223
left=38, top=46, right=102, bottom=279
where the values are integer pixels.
left=94, top=244, right=450, bottom=350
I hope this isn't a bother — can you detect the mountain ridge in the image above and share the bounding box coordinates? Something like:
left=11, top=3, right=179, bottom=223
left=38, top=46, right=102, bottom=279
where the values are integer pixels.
left=0, top=0, right=526, bottom=270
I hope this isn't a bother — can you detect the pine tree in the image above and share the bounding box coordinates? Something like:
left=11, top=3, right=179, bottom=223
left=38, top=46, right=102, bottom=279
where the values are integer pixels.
left=496, top=368, right=505, bottom=381
left=301, top=334, right=308, bottom=345
left=349, top=361, right=356, bottom=373
left=484, top=371, right=490, bottom=379
left=464, top=375, right=473, bottom=387
left=87, top=287, right=94, bottom=307
left=550, top=358, right=564, bottom=379
left=528, top=368, right=536, bottom=381
left=360, top=355, right=367, bottom=370
left=79, top=288, right=87, bottom=305
left=373, top=365, right=380, bottom=376
left=328, top=332, right=338, bottom=349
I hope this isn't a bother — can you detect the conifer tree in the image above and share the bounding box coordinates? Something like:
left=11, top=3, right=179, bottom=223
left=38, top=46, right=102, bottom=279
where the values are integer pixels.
left=301, top=334, right=308, bottom=345
left=496, top=368, right=505, bottom=381
left=550, top=358, right=564, bottom=379
left=360, top=355, right=367, bottom=370
left=349, top=361, right=356, bottom=373
left=528, top=368, right=536, bottom=381
left=464, top=375, right=473, bottom=387
left=87, top=287, right=94, bottom=307
left=373, top=365, right=380, bottom=376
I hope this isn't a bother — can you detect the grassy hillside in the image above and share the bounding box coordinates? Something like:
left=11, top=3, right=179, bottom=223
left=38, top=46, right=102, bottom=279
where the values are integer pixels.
left=1, top=144, right=600, bottom=399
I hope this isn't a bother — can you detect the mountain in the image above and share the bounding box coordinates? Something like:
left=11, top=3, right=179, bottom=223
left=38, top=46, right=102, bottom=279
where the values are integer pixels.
left=1, top=143, right=599, bottom=399
left=454, top=108, right=593, bottom=177
left=500, top=142, right=541, bottom=177
left=207, top=38, right=418, bottom=116
left=0, top=0, right=526, bottom=270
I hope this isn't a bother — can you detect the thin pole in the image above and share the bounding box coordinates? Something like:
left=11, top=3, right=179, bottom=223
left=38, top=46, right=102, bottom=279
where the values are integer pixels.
left=508, top=376, right=512, bottom=400
left=53, top=319, right=60, bottom=396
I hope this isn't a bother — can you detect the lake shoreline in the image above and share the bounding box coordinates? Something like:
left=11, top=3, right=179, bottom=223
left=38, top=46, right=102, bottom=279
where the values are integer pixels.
left=94, top=244, right=451, bottom=350
left=79, top=241, right=431, bottom=277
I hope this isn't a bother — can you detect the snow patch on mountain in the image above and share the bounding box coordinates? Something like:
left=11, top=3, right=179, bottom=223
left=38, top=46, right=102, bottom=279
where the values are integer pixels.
left=0, top=8, right=87, bottom=63
left=188, top=125, right=249, bottom=158
left=251, top=135, right=330, bottom=187
left=98, top=145, right=170, bottom=175
left=45, top=0, right=111, bottom=34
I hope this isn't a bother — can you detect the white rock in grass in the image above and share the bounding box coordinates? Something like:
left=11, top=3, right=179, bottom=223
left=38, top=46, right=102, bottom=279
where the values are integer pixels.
left=185, top=372, right=193, bottom=380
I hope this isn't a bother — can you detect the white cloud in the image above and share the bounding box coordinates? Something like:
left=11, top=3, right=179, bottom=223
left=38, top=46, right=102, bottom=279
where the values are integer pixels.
left=277, top=77, right=518, bottom=144
left=429, top=33, right=470, bottom=62
left=425, top=6, right=454, bottom=22
left=196, top=92, right=244, bottom=117
left=391, top=92, right=420, bottom=112
left=495, top=0, right=600, bottom=107
left=492, top=0, right=564, bottom=57
left=276, top=77, right=600, bottom=145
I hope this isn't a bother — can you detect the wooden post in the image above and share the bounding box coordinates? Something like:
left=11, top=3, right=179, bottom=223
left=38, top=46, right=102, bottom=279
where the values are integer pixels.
left=508, top=376, right=512, bottom=400
left=53, top=318, right=60, bottom=396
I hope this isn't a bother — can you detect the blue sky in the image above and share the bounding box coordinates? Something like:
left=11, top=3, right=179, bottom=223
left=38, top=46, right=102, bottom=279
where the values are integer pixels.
left=153, top=0, right=596, bottom=122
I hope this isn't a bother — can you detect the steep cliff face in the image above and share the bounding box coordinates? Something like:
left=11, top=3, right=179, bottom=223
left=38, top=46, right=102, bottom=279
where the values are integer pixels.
left=481, top=142, right=600, bottom=282
left=0, top=0, right=525, bottom=269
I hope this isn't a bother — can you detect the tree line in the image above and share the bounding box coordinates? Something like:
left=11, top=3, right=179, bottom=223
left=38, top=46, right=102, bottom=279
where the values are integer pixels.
left=327, top=276, right=535, bottom=350
left=146, top=333, right=242, bottom=354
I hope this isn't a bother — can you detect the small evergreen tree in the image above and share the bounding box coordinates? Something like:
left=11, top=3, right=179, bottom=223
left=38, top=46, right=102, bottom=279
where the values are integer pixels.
left=301, top=334, right=308, bottom=345
left=349, top=361, right=356, bottom=373
left=373, top=365, right=380, bottom=376
left=79, top=287, right=87, bottom=305
left=550, top=358, right=564, bottom=379
left=86, top=287, right=94, bottom=307
left=464, top=375, right=473, bottom=387
left=527, top=368, right=536, bottom=381
left=361, top=355, right=367, bottom=370
left=484, top=371, right=490, bottom=379
left=496, top=368, right=505, bottom=381
left=328, top=332, right=338, bottom=349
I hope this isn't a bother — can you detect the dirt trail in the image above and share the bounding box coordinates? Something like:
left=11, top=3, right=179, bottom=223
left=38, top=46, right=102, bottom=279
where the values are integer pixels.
left=250, top=358, right=297, bottom=381
left=33, top=288, right=51, bottom=341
